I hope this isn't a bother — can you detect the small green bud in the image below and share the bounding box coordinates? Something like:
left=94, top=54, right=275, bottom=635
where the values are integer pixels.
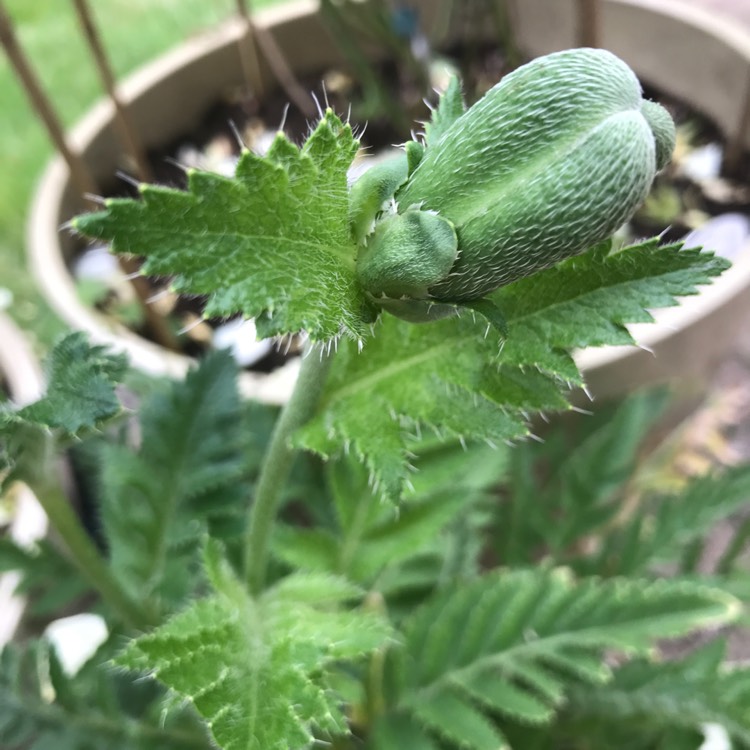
left=356, top=209, right=458, bottom=299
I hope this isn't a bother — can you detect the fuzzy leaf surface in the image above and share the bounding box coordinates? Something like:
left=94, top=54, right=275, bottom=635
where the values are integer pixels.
left=297, top=311, right=543, bottom=499
left=424, top=76, right=466, bottom=145
left=0, top=333, right=126, bottom=491
left=494, top=239, right=728, bottom=380
left=564, top=641, right=750, bottom=747
left=370, top=569, right=739, bottom=750
left=73, top=111, right=373, bottom=341
left=118, top=545, right=392, bottom=750
left=299, top=241, right=727, bottom=499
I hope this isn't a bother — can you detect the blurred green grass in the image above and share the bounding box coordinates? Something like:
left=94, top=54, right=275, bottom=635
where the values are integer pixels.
left=0, top=0, right=277, bottom=347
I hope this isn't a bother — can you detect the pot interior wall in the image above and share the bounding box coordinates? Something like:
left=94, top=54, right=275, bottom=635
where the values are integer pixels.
left=512, top=0, right=750, bottom=149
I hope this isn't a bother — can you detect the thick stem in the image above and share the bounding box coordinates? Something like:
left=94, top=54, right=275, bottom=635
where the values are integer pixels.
left=244, top=343, right=334, bottom=593
left=28, top=474, right=157, bottom=630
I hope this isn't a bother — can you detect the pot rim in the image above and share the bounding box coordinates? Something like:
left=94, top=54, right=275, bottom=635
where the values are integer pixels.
left=26, top=0, right=750, bottom=401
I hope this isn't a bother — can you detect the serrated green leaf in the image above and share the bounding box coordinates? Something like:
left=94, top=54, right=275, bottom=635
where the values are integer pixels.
left=494, top=389, right=669, bottom=567
left=100, top=350, right=248, bottom=610
left=370, top=712, right=443, bottom=750
left=0, top=334, right=127, bottom=495
left=296, top=314, right=543, bottom=500
left=591, top=462, right=750, bottom=577
left=0, top=333, right=125, bottom=437
left=274, top=437, right=507, bottom=586
left=270, top=570, right=364, bottom=605
left=409, top=685, right=508, bottom=750
left=495, top=239, right=729, bottom=380
left=73, top=111, right=375, bottom=341
left=299, top=241, right=725, bottom=500
left=0, top=639, right=208, bottom=750
left=372, top=569, right=739, bottom=749
left=118, top=550, right=392, bottom=750
left=272, top=526, right=340, bottom=574
left=452, top=671, right=554, bottom=725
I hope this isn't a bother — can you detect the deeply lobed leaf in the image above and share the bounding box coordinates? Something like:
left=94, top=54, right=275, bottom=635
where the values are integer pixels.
left=100, top=350, right=250, bottom=610
left=494, top=239, right=728, bottom=380
left=0, top=639, right=208, bottom=750
left=588, top=462, right=750, bottom=577
left=0, top=332, right=126, bottom=437
left=494, top=389, right=669, bottom=567
left=369, top=569, right=739, bottom=750
left=118, top=546, right=392, bottom=750
left=0, top=333, right=127, bottom=492
left=274, top=437, right=508, bottom=586
left=73, top=111, right=375, bottom=341
left=563, top=641, right=750, bottom=747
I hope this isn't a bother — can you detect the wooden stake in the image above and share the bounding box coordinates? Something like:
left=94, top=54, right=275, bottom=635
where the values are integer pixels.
left=578, top=0, right=601, bottom=48
left=0, top=1, right=96, bottom=199
left=72, top=0, right=153, bottom=181
left=234, top=0, right=316, bottom=118
left=722, top=67, right=750, bottom=178
left=0, top=1, right=178, bottom=351
left=233, top=0, right=265, bottom=99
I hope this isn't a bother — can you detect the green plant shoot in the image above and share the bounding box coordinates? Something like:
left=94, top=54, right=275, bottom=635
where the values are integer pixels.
left=4, top=43, right=746, bottom=750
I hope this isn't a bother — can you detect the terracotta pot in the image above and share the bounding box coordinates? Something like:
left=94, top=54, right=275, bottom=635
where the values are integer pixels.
left=0, top=314, right=47, bottom=646
left=26, top=0, right=750, bottom=403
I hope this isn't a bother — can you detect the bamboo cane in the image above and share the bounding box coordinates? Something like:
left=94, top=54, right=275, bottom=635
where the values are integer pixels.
left=0, top=2, right=97, bottom=199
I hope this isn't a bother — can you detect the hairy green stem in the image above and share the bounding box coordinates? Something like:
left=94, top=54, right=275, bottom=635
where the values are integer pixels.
left=28, top=475, right=157, bottom=630
left=244, top=343, right=334, bottom=593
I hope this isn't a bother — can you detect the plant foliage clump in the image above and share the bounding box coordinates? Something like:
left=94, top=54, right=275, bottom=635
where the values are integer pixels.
left=2, top=48, right=749, bottom=750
